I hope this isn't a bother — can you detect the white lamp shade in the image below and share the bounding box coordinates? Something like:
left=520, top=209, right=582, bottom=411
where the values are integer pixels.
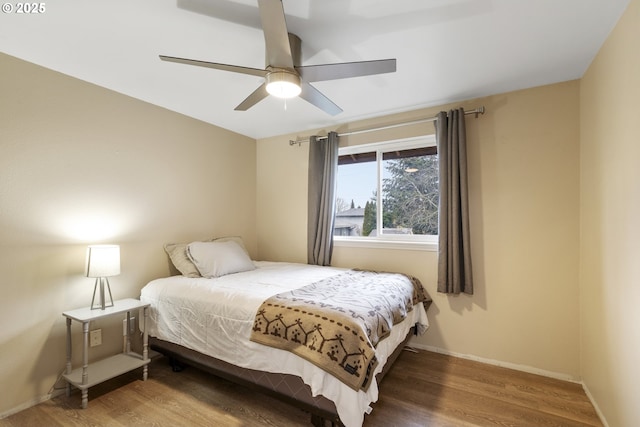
left=85, top=245, right=120, bottom=278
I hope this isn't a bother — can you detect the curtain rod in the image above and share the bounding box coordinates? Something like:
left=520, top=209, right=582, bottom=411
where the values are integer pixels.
left=289, top=106, right=485, bottom=146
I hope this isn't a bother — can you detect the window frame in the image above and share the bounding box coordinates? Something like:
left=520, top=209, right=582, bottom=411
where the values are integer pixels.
left=333, top=134, right=438, bottom=252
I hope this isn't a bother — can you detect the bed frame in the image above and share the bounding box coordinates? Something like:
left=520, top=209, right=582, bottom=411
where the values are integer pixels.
left=150, top=326, right=416, bottom=427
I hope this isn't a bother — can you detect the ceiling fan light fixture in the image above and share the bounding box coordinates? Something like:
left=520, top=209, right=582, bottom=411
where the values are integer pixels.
left=266, top=70, right=301, bottom=99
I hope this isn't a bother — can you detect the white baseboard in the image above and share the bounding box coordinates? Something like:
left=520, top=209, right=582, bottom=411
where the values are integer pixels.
left=0, top=389, right=64, bottom=420
left=410, top=342, right=580, bottom=383
left=410, top=343, right=609, bottom=426
left=581, top=382, right=610, bottom=427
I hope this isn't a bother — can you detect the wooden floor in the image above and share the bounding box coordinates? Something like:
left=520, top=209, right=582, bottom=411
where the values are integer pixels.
left=0, top=349, right=602, bottom=427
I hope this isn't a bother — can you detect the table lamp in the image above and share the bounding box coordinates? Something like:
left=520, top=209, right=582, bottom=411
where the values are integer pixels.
left=85, top=244, right=120, bottom=310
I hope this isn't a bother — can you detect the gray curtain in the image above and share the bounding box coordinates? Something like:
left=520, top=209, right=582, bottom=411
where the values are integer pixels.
left=307, top=131, right=339, bottom=266
left=435, top=109, right=473, bottom=294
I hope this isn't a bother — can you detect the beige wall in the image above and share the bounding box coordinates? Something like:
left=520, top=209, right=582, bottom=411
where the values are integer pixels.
left=0, top=53, right=256, bottom=415
left=257, top=80, right=581, bottom=379
left=4, top=1, right=638, bottom=421
left=580, top=0, right=640, bottom=425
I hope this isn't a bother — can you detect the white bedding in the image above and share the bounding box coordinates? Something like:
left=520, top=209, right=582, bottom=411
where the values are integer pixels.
left=140, top=261, right=429, bottom=427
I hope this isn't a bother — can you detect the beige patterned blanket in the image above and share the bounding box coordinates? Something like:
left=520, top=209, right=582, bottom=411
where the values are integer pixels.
left=250, top=269, right=430, bottom=391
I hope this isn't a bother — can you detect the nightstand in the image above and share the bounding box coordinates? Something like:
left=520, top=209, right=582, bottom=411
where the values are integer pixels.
left=62, top=298, right=150, bottom=408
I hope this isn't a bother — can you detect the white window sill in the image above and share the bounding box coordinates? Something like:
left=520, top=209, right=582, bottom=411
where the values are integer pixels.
left=333, top=237, right=438, bottom=252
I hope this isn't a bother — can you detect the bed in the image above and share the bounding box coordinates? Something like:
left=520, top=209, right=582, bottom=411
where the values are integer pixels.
left=140, top=239, right=431, bottom=427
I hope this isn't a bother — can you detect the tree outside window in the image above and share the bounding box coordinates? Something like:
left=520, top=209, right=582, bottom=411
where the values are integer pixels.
left=334, top=136, right=438, bottom=240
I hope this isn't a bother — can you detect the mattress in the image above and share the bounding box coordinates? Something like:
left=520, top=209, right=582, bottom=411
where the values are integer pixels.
left=140, top=261, right=429, bottom=427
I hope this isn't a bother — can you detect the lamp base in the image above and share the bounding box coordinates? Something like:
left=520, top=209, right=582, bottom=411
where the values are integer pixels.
left=91, top=277, right=114, bottom=310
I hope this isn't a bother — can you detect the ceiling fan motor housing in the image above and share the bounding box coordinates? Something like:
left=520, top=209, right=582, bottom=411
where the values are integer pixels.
left=266, top=69, right=301, bottom=98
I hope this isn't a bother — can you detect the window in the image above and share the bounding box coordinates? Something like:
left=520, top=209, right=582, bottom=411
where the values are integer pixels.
left=333, top=135, right=438, bottom=248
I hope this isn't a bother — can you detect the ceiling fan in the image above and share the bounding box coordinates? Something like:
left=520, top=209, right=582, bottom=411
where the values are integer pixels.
left=159, top=0, right=396, bottom=116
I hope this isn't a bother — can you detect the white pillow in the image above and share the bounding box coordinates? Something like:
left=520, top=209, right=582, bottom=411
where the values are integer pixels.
left=212, top=236, right=249, bottom=256
left=165, top=236, right=250, bottom=277
left=187, top=240, right=255, bottom=278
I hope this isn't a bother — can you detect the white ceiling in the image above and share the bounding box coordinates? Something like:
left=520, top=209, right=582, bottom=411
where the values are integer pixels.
left=0, top=0, right=630, bottom=139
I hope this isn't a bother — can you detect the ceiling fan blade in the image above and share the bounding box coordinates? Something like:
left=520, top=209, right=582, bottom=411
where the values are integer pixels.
left=257, top=0, right=293, bottom=68
left=234, top=83, right=269, bottom=111
left=299, top=82, right=342, bottom=116
left=159, top=55, right=267, bottom=77
left=297, top=59, right=396, bottom=82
